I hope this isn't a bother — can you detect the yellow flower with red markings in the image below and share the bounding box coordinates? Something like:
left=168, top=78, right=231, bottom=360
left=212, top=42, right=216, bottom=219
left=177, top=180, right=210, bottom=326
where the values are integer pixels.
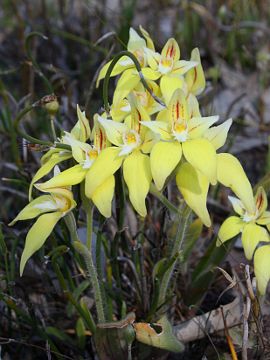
left=141, top=89, right=232, bottom=226
left=36, top=115, right=120, bottom=218
left=87, top=96, right=155, bottom=217
left=144, top=39, right=198, bottom=104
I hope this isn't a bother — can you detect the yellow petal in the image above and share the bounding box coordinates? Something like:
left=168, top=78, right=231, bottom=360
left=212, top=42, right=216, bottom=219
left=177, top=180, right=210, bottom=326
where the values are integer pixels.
left=140, top=130, right=157, bottom=154
left=43, top=187, right=76, bottom=209
left=85, top=147, right=123, bottom=198
left=176, top=162, right=211, bottom=227
left=217, top=153, right=255, bottom=214
left=96, top=56, right=133, bottom=87
left=141, top=68, right=160, bottom=80
left=127, top=28, right=146, bottom=51
left=123, top=150, right=152, bottom=217
left=228, top=196, right=245, bottom=216
left=187, top=93, right=201, bottom=117
left=63, top=134, right=93, bottom=163
left=185, top=48, right=206, bottom=95
left=36, top=164, right=87, bottom=189
left=188, top=116, right=219, bottom=139
left=20, top=211, right=62, bottom=276
left=110, top=99, right=131, bottom=122
left=217, top=216, right=243, bottom=246
left=9, top=195, right=57, bottom=225
left=254, top=245, right=270, bottom=295
left=91, top=176, right=115, bottom=218
left=140, top=120, right=171, bottom=141
left=150, top=141, right=182, bottom=190
left=182, top=138, right=217, bottom=185
left=97, top=116, right=128, bottom=146
left=203, top=119, right=232, bottom=150
left=29, top=152, right=71, bottom=200
left=169, top=89, right=189, bottom=126
left=242, top=223, right=269, bottom=260
left=161, top=38, right=180, bottom=61
left=255, top=186, right=268, bottom=217
left=144, top=48, right=160, bottom=70
left=70, top=105, right=91, bottom=142
left=92, top=114, right=110, bottom=150
left=139, top=26, right=155, bottom=50
left=172, top=60, right=198, bottom=75
left=160, top=75, right=185, bottom=106
left=113, top=69, right=140, bottom=105
left=257, top=211, right=270, bottom=225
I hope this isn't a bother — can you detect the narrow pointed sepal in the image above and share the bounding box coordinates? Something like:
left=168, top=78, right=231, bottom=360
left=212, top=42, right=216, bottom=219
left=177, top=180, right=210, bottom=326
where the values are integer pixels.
left=176, top=162, right=211, bottom=227
left=254, top=245, right=270, bottom=295
left=91, top=176, right=115, bottom=218
left=20, top=211, right=62, bottom=276
left=123, top=150, right=152, bottom=217
left=217, top=216, right=243, bottom=246
left=150, top=141, right=182, bottom=190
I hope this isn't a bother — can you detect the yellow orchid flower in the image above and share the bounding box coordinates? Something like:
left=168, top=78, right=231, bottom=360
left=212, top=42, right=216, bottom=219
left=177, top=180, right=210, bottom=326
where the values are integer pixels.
left=141, top=89, right=233, bottom=226
left=9, top=186, right=76, bottom=276
left=218, top=186, right=270, bottom=294
left=88, top=97, right=155, bottom=217
left=141, top=89, right=220, bottom=186
left=29, top=105, right=91, bottom=200
left=144, top=39, right=198, bottom=104
left=96, top=27, right=155, bottom=88
left=35, top=115, right=121, bottom=218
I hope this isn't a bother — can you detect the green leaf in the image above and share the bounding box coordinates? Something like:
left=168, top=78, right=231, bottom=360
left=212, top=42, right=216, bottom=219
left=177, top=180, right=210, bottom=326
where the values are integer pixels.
left=76, top=317, right=86, bottom=349
left=134, top=316, right=184, bottom=353
left=182, top=218, right=203, bottom=261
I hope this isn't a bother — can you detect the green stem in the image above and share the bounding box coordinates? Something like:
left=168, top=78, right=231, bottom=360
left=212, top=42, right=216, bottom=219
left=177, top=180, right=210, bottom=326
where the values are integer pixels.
left=74, top=241, right=105, bottom=323
left=64, top=212, right=80, bottom=243
left=157, top=206, right=192, bottom=308
left=86, top=202, right=94, bottom=250
left=102, top=50, right=165, bottom=113
left=50, top=115, right=57, bottom=140
left=76, top=189, right=105, bottom=322
left=150, top=183, right=179, bottom=214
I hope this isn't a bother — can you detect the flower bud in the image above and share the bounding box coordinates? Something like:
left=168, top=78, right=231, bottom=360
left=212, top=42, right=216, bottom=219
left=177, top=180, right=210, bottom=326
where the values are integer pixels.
left=39, top=94, right=59, bottom=115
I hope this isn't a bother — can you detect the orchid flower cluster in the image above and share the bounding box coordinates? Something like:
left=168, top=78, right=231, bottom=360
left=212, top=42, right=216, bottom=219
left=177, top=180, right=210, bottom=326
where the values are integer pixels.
left=10, top=27, right=270, bottom=295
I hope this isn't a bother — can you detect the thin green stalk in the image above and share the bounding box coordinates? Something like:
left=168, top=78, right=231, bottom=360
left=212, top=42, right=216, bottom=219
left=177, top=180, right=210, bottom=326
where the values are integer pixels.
left=74, top=241, right=105, bottom=323
left=64, top=212, right=80, bottom=243
left=86, top=202, right=94, bottom=250
left=50, top=115, right=57, bottom=140
left=102, top=50, right=165, bottom=113
left=150, top=183, right=179, bottom=214
left=157, top=206, right=192, bottom=308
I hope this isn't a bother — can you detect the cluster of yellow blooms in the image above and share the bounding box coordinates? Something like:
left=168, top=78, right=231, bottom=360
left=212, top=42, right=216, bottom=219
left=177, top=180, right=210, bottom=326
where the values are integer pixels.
left=10, top=27, right=270, bottom=295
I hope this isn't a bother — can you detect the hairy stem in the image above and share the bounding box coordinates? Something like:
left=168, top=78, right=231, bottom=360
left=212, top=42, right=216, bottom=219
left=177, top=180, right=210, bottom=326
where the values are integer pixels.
left=74, top=240, right=105, bottom=323
left=150, top=183, right=179, bottom=214
left=158, top=206, right=192, bottom=308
